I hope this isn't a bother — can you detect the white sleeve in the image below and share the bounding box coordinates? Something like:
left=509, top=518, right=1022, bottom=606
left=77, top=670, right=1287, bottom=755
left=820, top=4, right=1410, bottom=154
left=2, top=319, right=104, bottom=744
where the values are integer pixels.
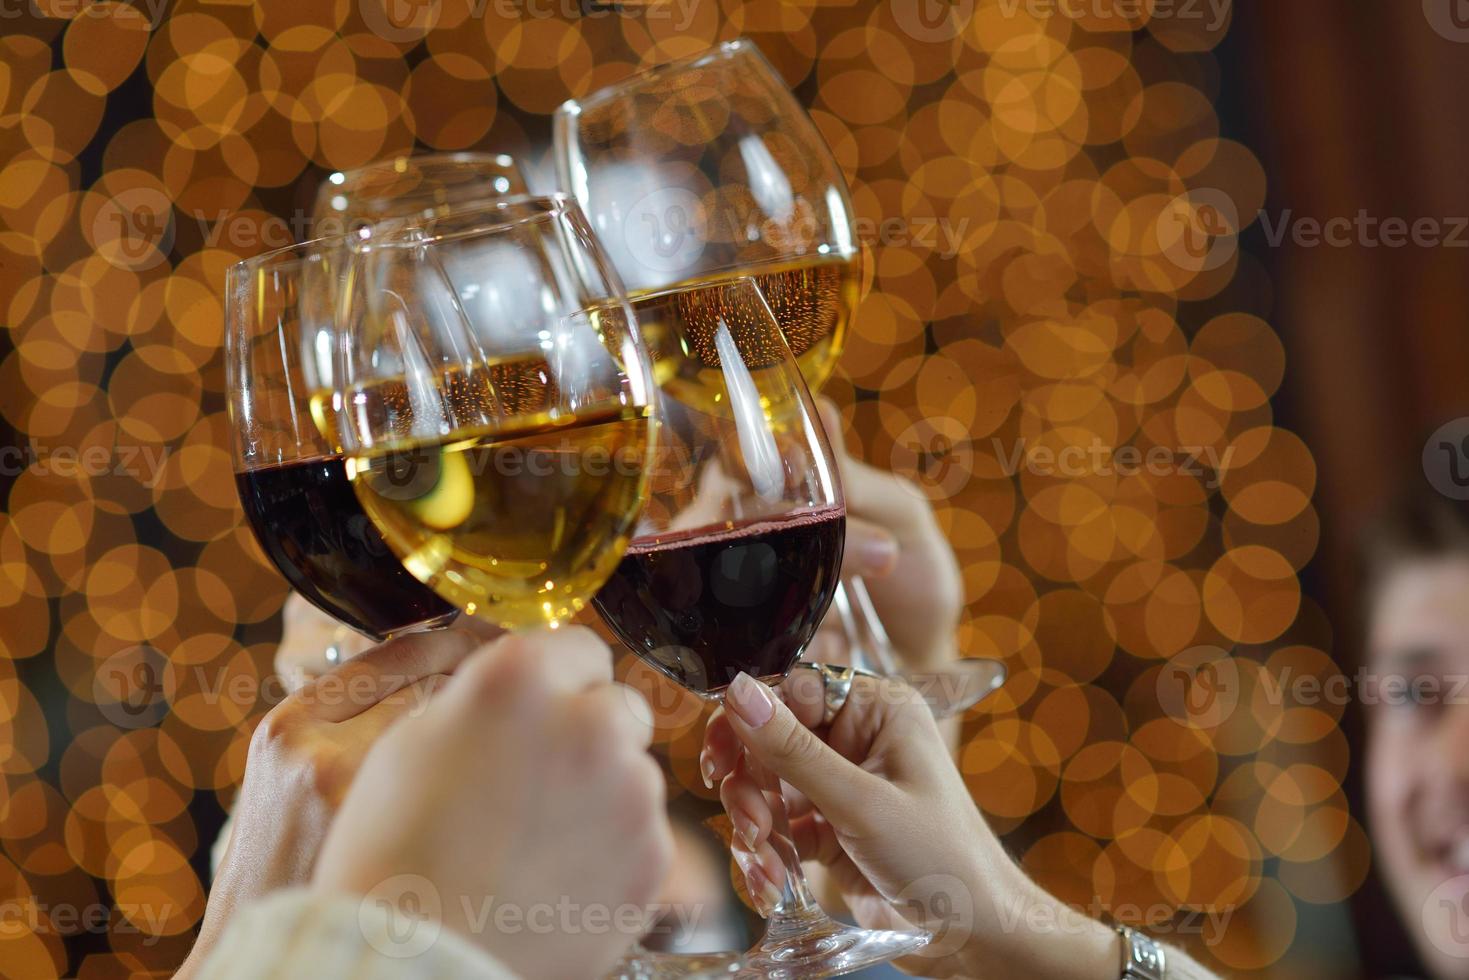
left=193, top=887, right=519, bottom=980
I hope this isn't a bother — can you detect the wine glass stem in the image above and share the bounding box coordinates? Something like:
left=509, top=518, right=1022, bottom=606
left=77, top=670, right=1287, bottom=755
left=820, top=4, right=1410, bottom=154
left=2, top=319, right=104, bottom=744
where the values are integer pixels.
left=831, top=575, right=899, bottom=676
left=744, top=747, right=823, bottom=925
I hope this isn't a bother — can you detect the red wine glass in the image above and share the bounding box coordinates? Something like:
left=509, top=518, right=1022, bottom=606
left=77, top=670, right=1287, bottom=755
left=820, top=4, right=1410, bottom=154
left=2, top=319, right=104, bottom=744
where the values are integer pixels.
left=225, top=240, right=460, bottom=641
left=592, top=278, right=929, bottom=978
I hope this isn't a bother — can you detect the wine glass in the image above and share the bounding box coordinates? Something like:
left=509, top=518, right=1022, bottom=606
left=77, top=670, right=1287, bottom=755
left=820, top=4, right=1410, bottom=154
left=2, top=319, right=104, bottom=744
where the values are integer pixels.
left=314, top=151, right=529, bottom=231
left=593, top=277, right=929, bottom=978
left=319, top=194, right=658, bottom=631
left=555, top=39, right=1004, bottom=717
left=225, top=241, right=460, bottom=641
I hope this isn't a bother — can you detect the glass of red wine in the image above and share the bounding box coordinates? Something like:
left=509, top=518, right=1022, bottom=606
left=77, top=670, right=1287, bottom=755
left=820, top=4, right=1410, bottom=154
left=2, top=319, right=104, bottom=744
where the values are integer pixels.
left=593, top=277, right=929, bottom=977
left=225, top=240, right=460, bottom=641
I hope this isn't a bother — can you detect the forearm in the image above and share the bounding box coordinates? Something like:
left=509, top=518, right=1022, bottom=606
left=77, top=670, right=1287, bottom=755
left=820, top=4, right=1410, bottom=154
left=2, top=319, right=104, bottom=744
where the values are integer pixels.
left=957, top=878, right=1222, bottom=980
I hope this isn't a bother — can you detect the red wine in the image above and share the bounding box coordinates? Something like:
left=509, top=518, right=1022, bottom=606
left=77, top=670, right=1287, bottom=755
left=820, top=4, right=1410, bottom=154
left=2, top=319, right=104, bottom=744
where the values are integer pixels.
left=236, top=458, right=458, bottom=640
left=593, top=508, right=845, bottom=696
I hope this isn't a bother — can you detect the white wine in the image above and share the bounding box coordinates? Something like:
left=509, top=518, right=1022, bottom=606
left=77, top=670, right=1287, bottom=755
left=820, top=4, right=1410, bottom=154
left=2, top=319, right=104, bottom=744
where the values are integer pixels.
left=632, top=254, right=860, bottom=411
left=343, top=400, right=652, bottom=630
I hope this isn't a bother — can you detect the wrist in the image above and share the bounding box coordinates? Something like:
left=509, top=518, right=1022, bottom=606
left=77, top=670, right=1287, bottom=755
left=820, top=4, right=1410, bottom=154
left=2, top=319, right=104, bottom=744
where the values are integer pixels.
left=960, top=874, right=1121, bottom=980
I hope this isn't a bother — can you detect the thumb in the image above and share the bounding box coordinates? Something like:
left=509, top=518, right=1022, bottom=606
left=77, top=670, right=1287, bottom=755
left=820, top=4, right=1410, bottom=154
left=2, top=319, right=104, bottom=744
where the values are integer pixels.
left=723, top=672, right=873, bottom=826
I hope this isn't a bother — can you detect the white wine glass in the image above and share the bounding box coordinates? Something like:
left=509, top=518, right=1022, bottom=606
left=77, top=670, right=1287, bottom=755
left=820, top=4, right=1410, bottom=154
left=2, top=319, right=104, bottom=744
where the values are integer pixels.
left=319, top=194, right=656, bottom=631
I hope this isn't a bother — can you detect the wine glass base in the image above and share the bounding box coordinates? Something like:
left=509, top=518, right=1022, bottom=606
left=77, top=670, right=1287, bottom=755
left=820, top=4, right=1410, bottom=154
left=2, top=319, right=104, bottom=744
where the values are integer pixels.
left=904, top=658, right=1007, bottom=719
left=740, top=914, right=928, bottom=979
left=611, top=948, right=743, bottom=979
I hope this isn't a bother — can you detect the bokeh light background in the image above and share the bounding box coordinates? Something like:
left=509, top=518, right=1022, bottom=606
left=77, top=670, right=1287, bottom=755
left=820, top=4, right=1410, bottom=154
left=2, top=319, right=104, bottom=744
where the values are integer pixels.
left=0, top=2, right=1358, bottom=976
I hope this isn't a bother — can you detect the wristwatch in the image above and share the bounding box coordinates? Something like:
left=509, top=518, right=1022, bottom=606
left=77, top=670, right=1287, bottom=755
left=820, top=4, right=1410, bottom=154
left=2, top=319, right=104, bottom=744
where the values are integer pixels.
left=1116, top=925, right=1166, bottom=980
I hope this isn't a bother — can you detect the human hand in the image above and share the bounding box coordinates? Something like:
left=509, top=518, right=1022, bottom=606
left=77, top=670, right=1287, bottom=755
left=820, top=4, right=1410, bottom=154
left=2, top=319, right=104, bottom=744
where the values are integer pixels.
left=273, top=592, right=502, bottom=695
left=702, top=670, right=1120, bottom=979
left=179, top=626, right=482, bottom=978
left=817, top=400, right=963, bottom=671
left=313, top=627, right=674, bottom=980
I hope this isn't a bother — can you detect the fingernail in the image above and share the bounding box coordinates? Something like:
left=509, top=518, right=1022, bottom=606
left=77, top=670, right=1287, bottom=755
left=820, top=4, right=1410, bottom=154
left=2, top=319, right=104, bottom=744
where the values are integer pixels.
left=700, top=753, right=715, bottom=790
left=726, top=673, right=774, bottom=729
left=855, top=532, right=899, bottom=576
left=736, top=812, right=759, bottom=849
left=733, top=849, right=782, bottom=916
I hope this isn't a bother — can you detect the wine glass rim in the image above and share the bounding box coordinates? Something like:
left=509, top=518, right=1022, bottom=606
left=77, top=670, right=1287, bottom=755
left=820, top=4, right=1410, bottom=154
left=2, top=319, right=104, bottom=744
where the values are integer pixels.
left=326, top=151, right=520, bottom=184
left=227, top=193, right=584, bottom=274
left=556, top=37, right=758, bottom=117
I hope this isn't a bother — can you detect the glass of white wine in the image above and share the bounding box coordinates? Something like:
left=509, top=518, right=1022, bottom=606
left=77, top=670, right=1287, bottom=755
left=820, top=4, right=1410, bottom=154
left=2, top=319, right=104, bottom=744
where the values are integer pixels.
left=555, top=40, right=1004, bottom=717
left=317, top=194, right=657, bottom=631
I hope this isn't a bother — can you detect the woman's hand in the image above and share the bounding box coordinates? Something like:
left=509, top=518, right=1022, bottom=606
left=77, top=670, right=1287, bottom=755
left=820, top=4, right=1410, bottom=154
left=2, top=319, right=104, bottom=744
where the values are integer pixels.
left=179, top=626, right=483, bottom=978
left=312, top=627, right=673, bottom=979
left=701, top=670, right=1121, bottom=980
left=817, top=400, right=963, bottom=671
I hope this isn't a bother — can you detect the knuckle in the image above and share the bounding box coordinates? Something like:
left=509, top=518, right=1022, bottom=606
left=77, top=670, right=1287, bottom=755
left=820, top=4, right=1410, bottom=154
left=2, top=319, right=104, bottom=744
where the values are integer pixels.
left=249, top=705, right=295, bottom=753
left=774, top=719, right=820, bottom=766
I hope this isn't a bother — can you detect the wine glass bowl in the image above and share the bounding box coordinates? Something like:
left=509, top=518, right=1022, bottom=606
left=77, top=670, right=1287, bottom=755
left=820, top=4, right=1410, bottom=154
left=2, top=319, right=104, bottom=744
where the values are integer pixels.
left=225, top=241, right=459, bottom=641
left=323, top=195, right=657, bottom=630
left=594, top=278, right=845, bottom=699
left=554, top=39, right=861, bottom=391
